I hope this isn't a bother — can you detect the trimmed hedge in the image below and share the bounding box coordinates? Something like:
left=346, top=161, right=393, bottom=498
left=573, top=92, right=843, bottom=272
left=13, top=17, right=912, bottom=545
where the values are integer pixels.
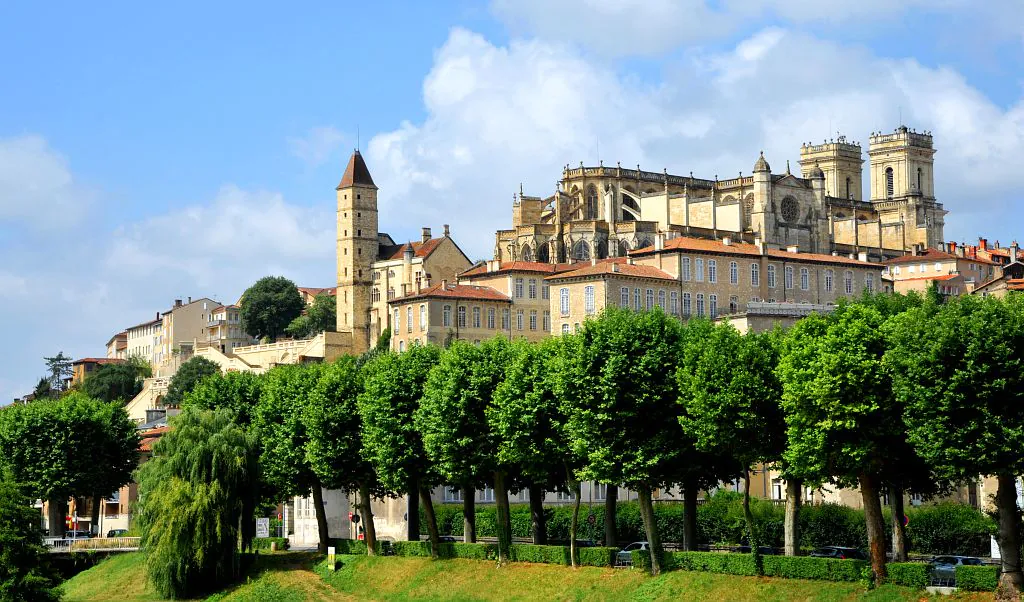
left=506, top=544, right=617, bottom=567
left=330, top=539, right=370, bottom=555
left=955, top=564, right=999, bottom=591
left=424, top=494, right=994, bottom=556
left=251, top=537, right=290, bottom=551
left=392, top=541, right=432, bottom=557
left=885, top=562, right=930, bottom=588
left=633, top=550, right=870, bottom=583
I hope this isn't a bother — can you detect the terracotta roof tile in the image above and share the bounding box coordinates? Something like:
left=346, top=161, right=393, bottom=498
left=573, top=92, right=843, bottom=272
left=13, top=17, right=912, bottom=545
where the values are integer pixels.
left=547, top=262, right=676, bottom=282
left=379, top=238, right=445, bottom=261
left=297, top=287, right=336, bottom=297
left=73, top=357, right=127, bottom=366
left=336, top=150, right=376, bottom=189
left=631, top=236, right=878, bottom=267
left=892, top=274, right=961, bottom=283
left=390, top=283, right=512, bottom=304
left=460, top=261, right=580, bottom=278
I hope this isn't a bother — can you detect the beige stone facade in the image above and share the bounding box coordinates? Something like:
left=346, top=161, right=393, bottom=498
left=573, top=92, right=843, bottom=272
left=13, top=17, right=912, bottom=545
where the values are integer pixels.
left=496, top=126, right=945, bottom=267
left=882, top=246, right=1000, bottom=295
left=388, top=283, right=513, bottom=350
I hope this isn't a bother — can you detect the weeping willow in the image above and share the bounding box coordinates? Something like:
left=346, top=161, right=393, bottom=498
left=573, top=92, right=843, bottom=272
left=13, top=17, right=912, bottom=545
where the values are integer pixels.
left=136, top=407, right=258, bottom=599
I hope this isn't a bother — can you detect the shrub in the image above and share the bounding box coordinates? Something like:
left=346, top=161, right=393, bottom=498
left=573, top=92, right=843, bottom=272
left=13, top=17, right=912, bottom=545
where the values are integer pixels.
left=391, top=541, right=432, bottom=557
left=764, top=556, right=868, bottom=582
left=251, top=537, right=289, bottom=551
left=435, top=542, right=498, bottom=561
left=906, top=504, right=993, bottom=556
left=579, top=547, right=617, bottom=567
left=884, top=562, right=929, bottom=588
left=330, top=539, right=368, bottom=555
left=668, top=551, right=758, bottom=576
left=955, top=565, right=998, bottom=591
left=800, top=503, right=866, bottom=550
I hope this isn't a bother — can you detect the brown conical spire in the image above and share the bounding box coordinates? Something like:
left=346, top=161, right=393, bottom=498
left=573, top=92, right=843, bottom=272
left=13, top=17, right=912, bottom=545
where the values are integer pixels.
left=336, top=150, right=377, bottom=190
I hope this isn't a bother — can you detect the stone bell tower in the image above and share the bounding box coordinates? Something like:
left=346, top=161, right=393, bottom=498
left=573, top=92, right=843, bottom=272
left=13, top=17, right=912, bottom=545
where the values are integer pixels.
left=336, top=150, right=378, bottom=353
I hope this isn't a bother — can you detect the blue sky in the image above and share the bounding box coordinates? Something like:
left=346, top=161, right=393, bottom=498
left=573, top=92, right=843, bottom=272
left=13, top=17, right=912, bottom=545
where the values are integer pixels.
left=1, top=0, right=1021, bottom=402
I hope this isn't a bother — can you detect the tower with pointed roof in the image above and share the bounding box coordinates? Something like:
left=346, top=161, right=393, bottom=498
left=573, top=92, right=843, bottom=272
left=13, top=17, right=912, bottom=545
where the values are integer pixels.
left=336, top=150, right=378, bottom=352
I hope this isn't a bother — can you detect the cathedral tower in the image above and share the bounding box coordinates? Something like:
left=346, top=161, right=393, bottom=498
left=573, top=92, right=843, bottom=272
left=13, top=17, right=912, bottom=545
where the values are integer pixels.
left=868, top=126, right=944, bottom=250
left=336, top=150, right=378, bottom=353
left=799, top=135, right=863, bottom=200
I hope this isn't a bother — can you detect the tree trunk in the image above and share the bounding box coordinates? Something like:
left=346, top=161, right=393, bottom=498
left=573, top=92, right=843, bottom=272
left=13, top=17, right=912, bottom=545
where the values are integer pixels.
left=858, top=473, right=887, bottom=582
left=995, top=473, right=1024, bottom=594
left=407, top=476, right=421, bottom=542
left=569, top=480, right=581, bottom=568
left=48, top=498, right=66, bottom=538
left=743, top=468, right=763, bottom=575
left=419, top=486, right=440, bottom=559
left=604, top=485, right=618, bottom=548
left=784, top=478, right=802, bottom=557
left=90, top=494, right=101, bottom=535
left=682, top=478, right=698, bottom=552
left=358, top=481, right=378, bottom=556
left=494, top=471, right=512, bottom=563
left=311, top=486, right=330, bottom=554
left=637, top=484, right=663, bottom=576
left=529, top=484, right=546, bottom=545
left=462, top=485, right=476, bottom=543
left=889, top=485, right=907, bottom=562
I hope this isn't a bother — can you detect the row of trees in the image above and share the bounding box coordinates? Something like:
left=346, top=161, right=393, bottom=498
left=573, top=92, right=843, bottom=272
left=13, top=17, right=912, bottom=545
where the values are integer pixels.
left=160, top=291, right=1024, bottom=594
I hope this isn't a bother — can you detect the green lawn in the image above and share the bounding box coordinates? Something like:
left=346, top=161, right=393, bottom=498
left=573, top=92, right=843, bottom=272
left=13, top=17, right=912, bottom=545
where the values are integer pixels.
left=61, top=551, right=995, bottom=602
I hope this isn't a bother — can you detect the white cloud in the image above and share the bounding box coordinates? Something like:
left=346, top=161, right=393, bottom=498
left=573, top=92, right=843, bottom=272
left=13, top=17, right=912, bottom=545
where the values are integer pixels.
left=0, top=135, right=91, bottom=229
left=366, top=26, right=1024, bottom=260
left=287, top=126, right=347, bottom=168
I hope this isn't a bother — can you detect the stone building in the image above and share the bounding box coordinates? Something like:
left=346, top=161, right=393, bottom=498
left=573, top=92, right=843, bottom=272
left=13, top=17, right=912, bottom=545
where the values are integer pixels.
left=495, top=126, right=945, bottom=265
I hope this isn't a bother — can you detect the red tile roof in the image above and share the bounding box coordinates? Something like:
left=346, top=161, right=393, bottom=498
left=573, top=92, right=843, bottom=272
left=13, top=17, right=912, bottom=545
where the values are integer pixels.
left=139, top=426, right=170, bottom=453
left=892, top=274, right=961, bottom=283
left=1008, top=279, right=1024, bottom=291
left=389, top=282, right=512, bottom=304
left=336, top=150, right=376, bottom=189
left=631, top=236, right=878, bottom=267
left=297, top=287, right=336, bottom=297
left=547, top=261, right=676, bottom=282
left=73, top=357, right=126, bottom=366
left=379, top=238, right=445, bottom=261
left=460, top=261, right=580, bottom=278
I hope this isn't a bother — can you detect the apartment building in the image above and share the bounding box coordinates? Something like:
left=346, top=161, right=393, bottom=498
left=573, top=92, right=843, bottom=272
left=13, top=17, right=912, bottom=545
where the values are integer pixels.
left=457, top=261, right=572, bottom=342
left=388, top=282, right=513, bottom=351
left=105, top=332, right=127, bottom=359
left=202, top=304, right=255, bottom=354
left=881, top=246, right=1000, bottom=295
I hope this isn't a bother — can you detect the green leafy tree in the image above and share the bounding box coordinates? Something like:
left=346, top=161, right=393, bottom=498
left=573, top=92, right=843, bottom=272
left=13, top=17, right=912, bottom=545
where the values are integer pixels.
left=0, top=475, right=60, bottom=602
left=556, top=307, right=685, bottom=574
left=183, top=371, right=264, bottom=427
left=163, top=356, right=220, bottom=408
left=304, top=356, right=385, bottom=555
left=285, top=292, right=337, bottom=339
left=31, top=378, right=51, bottom=401
left=417, top=339, right=509, bottom=552
left=239, top=276, right=305, bottom=342
left=678, top=322, right=785, bottom=570
left=42, top=352, right=73, bottom=394
left=81, top=362, right=145, bottom=402
left=136, top=407, right=259, bottom=599
left=0, top=393, right=138, bottom=538
left=359, top=345, right=443, bottom=555
left=490, top=338, right=571, bottom=546
left=885, top=294, right=1024, bottom=593
left=777, top=304, right=903, bottom=580
left=254, top=364, right=331, bottom=552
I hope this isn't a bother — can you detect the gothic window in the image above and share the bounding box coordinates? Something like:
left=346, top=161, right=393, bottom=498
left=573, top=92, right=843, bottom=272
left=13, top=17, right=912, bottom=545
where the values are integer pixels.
left=571, top=240, right=591, bottom=260
left=885, top=167, right=894, bottom=198
left=585, top=185, right=599, bottom=219
left=743, top=193, right=754, bottom=214
left=595, top=239, right=608, bottom=259
left=537, top=243, right=550, bottom=263
left=637, top=237, right=653, bottom=250
left=521, top=244, right=533, bottom=262
left=618, top=240, right=631, bottom=257
left=781, top=197, right=799, bottom=222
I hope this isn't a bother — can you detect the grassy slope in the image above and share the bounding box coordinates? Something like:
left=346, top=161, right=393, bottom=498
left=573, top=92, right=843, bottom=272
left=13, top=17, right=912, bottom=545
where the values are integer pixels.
left=62, top=551, right=994, bottom=602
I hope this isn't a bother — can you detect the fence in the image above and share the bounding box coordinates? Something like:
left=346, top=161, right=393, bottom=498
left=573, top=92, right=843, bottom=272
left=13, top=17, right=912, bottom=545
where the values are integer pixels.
left=47, top=536, right=141, bottom=554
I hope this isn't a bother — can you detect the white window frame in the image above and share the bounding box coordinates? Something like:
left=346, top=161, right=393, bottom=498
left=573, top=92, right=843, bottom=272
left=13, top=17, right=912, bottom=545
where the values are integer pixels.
left=767, top=264, right=776, bottom=288
left=695, top=258, right=704, bottom=282
left=584, top=285, right=596, bottom=315
left=620, top=287, right=629, bottom=308
left=708, top=259, right=717, bottom=284
left=682, top=257, right=692, bottom=281
left=528, top=279, right=537, bottom=299
left=729, top=261, right=738, bottom=285
left=669, top=291, right=679, bottom=315
left=560, top=287, right=570, bottom=316
left=800, top=267, right=809, bottom=291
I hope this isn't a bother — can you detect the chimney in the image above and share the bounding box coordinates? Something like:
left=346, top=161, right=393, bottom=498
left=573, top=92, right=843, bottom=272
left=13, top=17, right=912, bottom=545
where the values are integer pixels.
left=443, top=224, right=450, bottom=237
left=786, top=245, right=799, bottom=254
left=1012, top=241, right=1020, bottom=262
left=858, top=251, right=868, bottom=262
left=487, top=259, right=500, bottom=273
left=188, top=296, right=192, bottom=304
left=415, top=276, right=423, bottom=294
left=591, top=257, right=597, bottom=266
left=655, top=234, right=664, bottom=251
left=174, top=299, right=182, bottom=307
left=980, top=237, right=988, bottom=251
left=949, top=241, right=956, bottom=255
left=441, top=279, right=448, bottom=289
left=627, top=256, right=635, bottom=265
left=722, top=236, right=731, bottom=246
left=956, top=243, right=966, bottom=258
left=421, top=227, right=432, bottom=243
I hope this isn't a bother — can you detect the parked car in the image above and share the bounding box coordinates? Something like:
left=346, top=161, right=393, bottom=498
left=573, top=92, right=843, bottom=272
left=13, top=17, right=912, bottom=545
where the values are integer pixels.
left=106, top=529, right=129, bottom=538
left=733, top=545, right=776, bottom=555
left=438, top=535, right=457, bottom=543
left=63, top=530, right=93, bottom=540
left=617, top=541, right=648, bottom=563
left=929, top=556, right=984, bottom=581
left=809, top=546, right=867, bottom=560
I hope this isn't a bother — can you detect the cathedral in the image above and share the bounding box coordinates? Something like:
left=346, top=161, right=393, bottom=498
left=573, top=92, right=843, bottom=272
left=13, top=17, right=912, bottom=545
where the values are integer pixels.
left=494, top=126, right=946, bottom=264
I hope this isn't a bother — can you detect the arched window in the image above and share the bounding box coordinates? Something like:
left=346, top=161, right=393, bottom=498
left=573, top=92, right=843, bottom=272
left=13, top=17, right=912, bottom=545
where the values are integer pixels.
left=845, top=177, right=851, bottom=199
left=617, top=239, right=630, bottom=257
left=520, top=244, right=533, bottom=262
left=571, top=240, right=591, bottom=260
left=751, top=263, right=760, bottom=286
left=885, top=167, right=894, bottom=198
left=585, top=185, right=599, bottom=220
left=824, top=269, right=834, bottom=292
left=537, top=243, right=550, bottom=263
